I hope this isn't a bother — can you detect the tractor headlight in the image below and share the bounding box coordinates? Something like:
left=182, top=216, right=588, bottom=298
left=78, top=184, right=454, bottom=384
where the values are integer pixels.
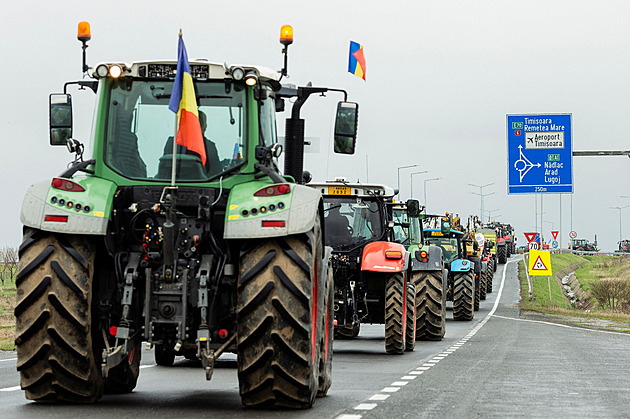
left=95, top=64, right=109, bottom=78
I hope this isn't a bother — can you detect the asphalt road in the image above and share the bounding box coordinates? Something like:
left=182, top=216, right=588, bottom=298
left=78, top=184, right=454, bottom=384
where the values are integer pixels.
left=1, top=255, right=629, bottom=418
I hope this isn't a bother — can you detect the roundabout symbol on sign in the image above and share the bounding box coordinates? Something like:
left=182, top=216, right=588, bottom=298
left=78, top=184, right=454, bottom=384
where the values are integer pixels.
left=569, top=231, right=577, bottom=239
left=529, top=242, right=539, bottom=251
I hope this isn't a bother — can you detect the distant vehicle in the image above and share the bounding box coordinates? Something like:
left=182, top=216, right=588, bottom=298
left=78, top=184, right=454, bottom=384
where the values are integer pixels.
left=618, top=239, right=630, bottom=253
left=571, top=238, right=598, bottom=252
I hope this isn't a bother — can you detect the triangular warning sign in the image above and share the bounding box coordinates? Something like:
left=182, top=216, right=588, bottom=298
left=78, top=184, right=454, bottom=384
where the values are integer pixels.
left=532, top=256, right=548, bottom=271
left=524, top=232, right=537, bottom=243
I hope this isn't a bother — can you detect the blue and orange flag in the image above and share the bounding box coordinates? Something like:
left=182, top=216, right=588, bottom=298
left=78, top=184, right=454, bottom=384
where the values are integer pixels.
left=169, top=33, right=206, bottom=165
left=348, top=41, right=366, bottom=81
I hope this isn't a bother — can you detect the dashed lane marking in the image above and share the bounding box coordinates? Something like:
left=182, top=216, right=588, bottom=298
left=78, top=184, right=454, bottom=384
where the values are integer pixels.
left=336, top=258, right=519, bottom=419
left=0, top=386, right=20, bottom=392
left=0, top=358, right=17, bottom=363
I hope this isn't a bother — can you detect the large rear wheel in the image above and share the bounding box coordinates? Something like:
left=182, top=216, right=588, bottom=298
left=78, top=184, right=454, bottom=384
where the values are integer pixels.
left=452, top=271, right=474, bottom=321
left=317, top=265, right=334, bottom=397
left=413, top=271, right=445, bottom=341
left=497, top=246, right=507, bottom=264
left=479, top=271, right=487, bottom=301
left=14, top=229, right=103, bottom=403
left=237, top=217, right=323, bottom=408
left=385, top=273, right=406, bottom=354
left=405, top=282, right=416, bottom=352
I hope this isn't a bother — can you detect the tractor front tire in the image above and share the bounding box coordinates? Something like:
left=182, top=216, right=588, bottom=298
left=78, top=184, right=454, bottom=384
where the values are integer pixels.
left=385, top=273, right=406, bottom=354
left=453, top=271, right=474, bottom=321
left=487, top=269, right=494, bottom=293
left=405, top=282, right=416, bottom=352
left=14, top=228, right=103, bottom=403
left=413, top=271, right=446, bottom=341
left=237, top=217, right=323, bottom=408
left=154, top=344, right=175, bottom=366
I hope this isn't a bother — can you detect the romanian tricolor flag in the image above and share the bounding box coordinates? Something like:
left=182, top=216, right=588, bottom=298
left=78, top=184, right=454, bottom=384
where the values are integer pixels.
left=348, top=41, right=366, bottom=81
left=168, top=33, right=206, bottom=165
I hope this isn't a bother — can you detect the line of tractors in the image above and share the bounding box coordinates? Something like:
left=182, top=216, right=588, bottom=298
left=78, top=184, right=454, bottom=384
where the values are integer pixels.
left=14, top=23, right=515, bottom=408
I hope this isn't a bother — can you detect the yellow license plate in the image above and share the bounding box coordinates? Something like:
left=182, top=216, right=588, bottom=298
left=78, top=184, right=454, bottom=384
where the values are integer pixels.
left=431, top=231, right=443, bottom=236
left=328, top=186, right=350, bottom=195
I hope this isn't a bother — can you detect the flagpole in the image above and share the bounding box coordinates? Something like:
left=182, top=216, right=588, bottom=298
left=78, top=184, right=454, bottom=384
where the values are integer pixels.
left=170, top=29, right=183, bottom=187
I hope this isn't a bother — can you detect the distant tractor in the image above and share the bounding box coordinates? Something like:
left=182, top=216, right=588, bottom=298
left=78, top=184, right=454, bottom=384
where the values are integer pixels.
left=571, top=238, right=598, bottom=252
left=619, top=239, right=630, bottom=253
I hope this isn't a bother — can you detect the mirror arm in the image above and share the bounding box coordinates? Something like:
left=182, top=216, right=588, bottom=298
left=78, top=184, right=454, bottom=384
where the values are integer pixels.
left=59, top=159, right=96, bottom=178
left=64, top=80, right=98, bottom=94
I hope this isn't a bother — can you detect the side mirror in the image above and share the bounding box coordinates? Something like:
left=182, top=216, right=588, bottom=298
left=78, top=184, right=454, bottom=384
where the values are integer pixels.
left=333, top=101, right=358, bottom=154
left=406, top=199, right=420, bottom=217
left=49, top=93, right=73, bottom=146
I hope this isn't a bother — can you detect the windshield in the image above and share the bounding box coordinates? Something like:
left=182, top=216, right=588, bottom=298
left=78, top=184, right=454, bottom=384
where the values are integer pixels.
left=425, top=237, right=460, bottom=263
left=104, top=80, right=248, bottom=181
left=323, top=197, right=383, bottom=249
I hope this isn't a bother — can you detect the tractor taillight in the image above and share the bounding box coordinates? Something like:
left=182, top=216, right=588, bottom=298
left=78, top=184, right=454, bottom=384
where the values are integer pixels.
left=254, top=184, right=291, bottom=197
left=420, top=251, right=428, bottom=258
left=262, top=220, right=285, bottom=228
left=385, top=250, right=403, bottom=260
left=51, top=178, right=85, bottom=192
left=44, top=215, right=68, bottom=223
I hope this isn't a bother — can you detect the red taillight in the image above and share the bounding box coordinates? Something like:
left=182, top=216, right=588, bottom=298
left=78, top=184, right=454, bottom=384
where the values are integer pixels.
left=254, top=184, right=291, bottom=197
left=420, top=251, right=428, bottom=258
left=218, top=329, right=228, bottom=339
left=51, top=177, right=85, bottom=192
left=44, top=215, right=68, bottom=223
left=109, top=326, right=118, bottom=336
left=385, top=250, right=403, bottom=260
left=262, top=220, right=286, bottom=228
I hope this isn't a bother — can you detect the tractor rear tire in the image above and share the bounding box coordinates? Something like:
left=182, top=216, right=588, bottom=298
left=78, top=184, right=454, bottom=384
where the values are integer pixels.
left=104, top=342, right=141, bottom=394
left=413, top=271, right=445, bottom=341
left=493, top=256, right=498, bottom=272
left=498, top=246, right=507, bottom=264
left=479, top=272, right=487, bottom=301
left=474, top=276, right=480, bottom=312
left=487, top=269, right=494, bottom=293
left=317, top=265, right=334, bottom=397
left=385, top=272, right=406, bottom=354
left=154, top=344, right=175, bottom=366
left=452, top=271, right=474, bottom=321
left=237, top=217, right=323, bottom=408
left=14, top=228, right=103, bottom=403
left=405, top=282, right=416, bottom=352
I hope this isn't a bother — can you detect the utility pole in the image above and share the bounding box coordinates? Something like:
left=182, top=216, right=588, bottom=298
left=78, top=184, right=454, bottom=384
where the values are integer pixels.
left=397, top=164, right=418, bottom=199
left=611, top=205, right=629, bottom=242
left=424, top=178, right=441, bottom=213
left=410, top=171, right=428, bottom=200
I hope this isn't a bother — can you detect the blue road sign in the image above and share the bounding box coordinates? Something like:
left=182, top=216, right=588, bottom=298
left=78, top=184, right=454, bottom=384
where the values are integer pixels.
left=507, top=114, right=573, bottom=194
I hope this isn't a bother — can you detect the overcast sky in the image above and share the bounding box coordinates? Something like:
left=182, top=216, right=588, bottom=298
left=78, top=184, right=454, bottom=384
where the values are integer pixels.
left=2, top=1, right=630, bottom=251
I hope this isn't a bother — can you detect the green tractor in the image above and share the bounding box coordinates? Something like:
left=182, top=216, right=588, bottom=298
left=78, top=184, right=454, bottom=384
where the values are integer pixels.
left=387, top=200, right=446, bottom=341
left=15, top=23, right=359, bottom=408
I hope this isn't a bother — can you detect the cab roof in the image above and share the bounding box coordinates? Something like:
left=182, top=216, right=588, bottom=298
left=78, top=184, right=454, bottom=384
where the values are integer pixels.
left=92, top=60, right=281, bottom=83
left=309, top=181, right=396, bottom=198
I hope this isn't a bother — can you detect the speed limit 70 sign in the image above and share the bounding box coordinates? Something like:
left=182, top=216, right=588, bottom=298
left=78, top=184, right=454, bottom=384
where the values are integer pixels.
left=529, top=242, right=540, bottom=251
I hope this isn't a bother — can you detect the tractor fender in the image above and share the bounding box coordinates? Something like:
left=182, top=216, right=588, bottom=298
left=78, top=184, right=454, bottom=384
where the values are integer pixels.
left=411, top=245, right=443, bottom=272
left=481, top=261, right=488, bottom=273
left=468, top=256, right=481, bottom=276
left=224, top=182, right=320, bottom=239
left=361, top=241, right=408, bottom=273
left=450, top=258, right=473, bottom=273
left=21, top=177, right=116, bottom=235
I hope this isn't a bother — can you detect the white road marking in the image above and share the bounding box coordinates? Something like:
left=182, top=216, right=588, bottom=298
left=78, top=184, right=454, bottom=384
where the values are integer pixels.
left=381, top=387, right=400, bottom=393
left=337, top=415, right=362, bottom=419
left=140, top=365, right=156, bottom=369
left=491, top=314, right=630, bottom=336
left=354, top=403, right=377, bottom=410
left=417, top=366, right=431, bottom=370
left=0, top=358, right=17, bottom=363
left=369, top=394, right=390, bottom=401
left=391, top=381, right=408, bottom=386
left=401, top=375, right=417, bottom=380
left=421, top=363, right=434, bottom=367
left=409, top=371, right=424, bottom=375
left=0, top=386, right=21, bottom=392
